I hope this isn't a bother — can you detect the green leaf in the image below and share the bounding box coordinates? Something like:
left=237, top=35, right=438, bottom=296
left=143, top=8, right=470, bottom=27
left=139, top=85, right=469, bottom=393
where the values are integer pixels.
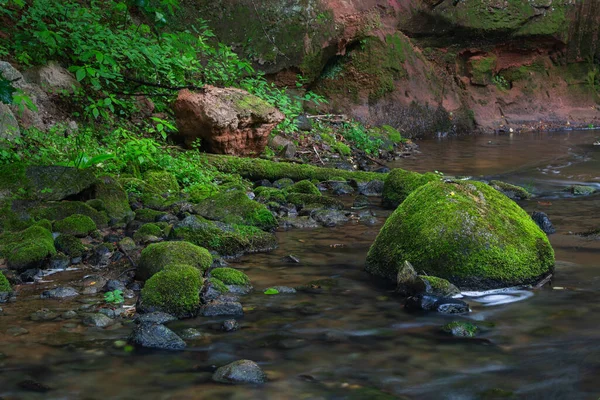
left=92, top=107, right=100, bottom=119
left=75, top=68, right=86, bottom=82
left=264, top=288, right=279, bottom=295
left=0, top=78, right=16, bottom=104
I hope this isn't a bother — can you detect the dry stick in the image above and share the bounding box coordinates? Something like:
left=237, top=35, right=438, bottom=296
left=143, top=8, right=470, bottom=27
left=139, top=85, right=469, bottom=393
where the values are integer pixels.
left=533, top=273, right=553, bottom=289
left=313, top=146, right=325, bottom=165
left=360, top=150, right=388, bottom=168
left=116, top=242, right=137, bottom=276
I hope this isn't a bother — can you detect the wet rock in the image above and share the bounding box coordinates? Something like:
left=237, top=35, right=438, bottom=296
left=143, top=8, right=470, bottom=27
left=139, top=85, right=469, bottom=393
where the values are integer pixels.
left=295, top=115, right=312, bottom=131
left=226, top=285, right=253, bottom=295
left=323, top=330, right=350, bottom=343
left=418, top=275, right=461, bottom=297
left=98, top=307, right=125, bottom=319
left=405, top=294, right=470, bottom=314
left=49, top=254, right=70, bottom=270
left=489, top=180, right=531, bottom=200
left=353, top=195, right=370, bottom=209
left=173, top=87, right=284, bottom=155
left=17, top=379, right=52, bottom=393
left=373, top=167, right=391, bottom=173
left=273, top=178, right=294, bottom=189
left=284, top=254, right=300, bottom=263
left=179, top=328, right=204, bottom=340
left=328, top=181, right=354, bottom=195
left=136, top=311, right=178, bottom=325
left=265, top=286, right=296, bottom=294
left=567, top=185, right=596, bottom=196
left=40, top=286, right=79, bottom=299
left=200, top=300, right=243, bottom=317
left=19, top=268, right=42, bottom=283
left=0, top=292, right=12, bottom=303
left=436, top=300, right=470, bottom=314
left=82, top=313, right=114, bottom=328
left=441, top=321, right=479, bottom=337
left=395, top=260, right=419, bottom=296
left=279, top=216, right=319, bottom=230
left=6, top=326, right=29, bottom=336
left=61, top=310, right=78, bottom=319
left=222, top=319, right=239, bottom=332
left=82, top=287, right=98, bottom=295
left=357, top=180, right=384, bottom=196
left=531, top=211, right=556, bottom=234
left=104, top=279, right=126, bottom=292
left=212, top=359, right=267, bottom=384
left=313, top=209, right=348, bottom=227
left=130, top=322, right=186, bottom=350
left=30, top=308, right=58, bottom=321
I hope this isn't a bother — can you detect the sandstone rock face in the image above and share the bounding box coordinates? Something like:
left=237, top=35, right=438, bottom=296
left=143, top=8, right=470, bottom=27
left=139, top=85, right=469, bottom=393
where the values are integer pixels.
left=173, top=87, right=284, bottom=156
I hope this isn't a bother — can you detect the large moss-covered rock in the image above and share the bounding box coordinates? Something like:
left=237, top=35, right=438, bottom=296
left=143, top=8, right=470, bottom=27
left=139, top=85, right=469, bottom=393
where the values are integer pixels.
left=382, top=169, right=440, bottom=209
left=93, top=176, right=134, bottom=223
left=137, top=241, right=212, bottom=281
left=171, top=215, right=277, bottom=257
left=54, top=234, right=85, bottom=257
left=0, top=164, right=97, bottom=202
left=366, top=180, right=555, bottom=289
left=1, top=225, right=56, bottom=271
left=53, top=214, right=96, bottom=237
left=140, top=264, right=204, bottom=318
left=133, top=223, right=165, bottom=243
left=30, top=201, right=109, bottom=227
left=192, top=190, right=277, bottom=231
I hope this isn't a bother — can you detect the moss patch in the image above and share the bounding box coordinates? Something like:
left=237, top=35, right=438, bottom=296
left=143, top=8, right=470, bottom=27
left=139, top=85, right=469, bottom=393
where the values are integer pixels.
left=94, top=176, right=133, bottom=223
left=192, top=190, right=277, bottom=231
left=284, top=180, right=321, bottom=196
left=441, top=321, right=479, bottom=337
left=211, top=267, right=250, bottom=286
left=382, top=169, right=440, bottom=209
left=489, top=180, right=532, bottom=200
left=366, top=180, right=555, bottom=289
left=54, top=234, right=85, bottom=257
left=285, top=193, right=343, bottom=210
left=134, top=208, right=167, bottom=222
left=208, top=277, right=228, bottom=294
left=133, top=223, right=164, bottom=242
left=31, top=201, right=109, bottom=227
left=141, top=264, right=203, bottom=318
left=136, top=241, right=213, bottom=281
left=53, top=214, right=96, bottom=237
left=1, top=225, right=56, bottom=271
left=0, top=270, right=11, bottom=292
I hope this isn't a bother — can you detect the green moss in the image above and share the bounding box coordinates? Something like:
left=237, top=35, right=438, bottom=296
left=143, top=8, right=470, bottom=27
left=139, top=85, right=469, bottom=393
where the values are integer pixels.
left=441, top=321, right=479, bottom=337
left=0, top=270, right=12, bottom=292
left=284, top=180, right=321, bottom=196
left=186, top=182, right=219, bottom=203
left=134, top=208, right=167, bottom=222
left=54, top=234, right=85, bottom=257
left=53, top=214, right=96, bottom=237
left=141, top=264, right=203, bottom=317
left=136, top=241, right=213, bottom=281
left=366, top=180, right=555, bottom=289
left=233, top=94, right=276, bottom=118
left=171, top=215, right=277, bottom=257
left=1, top=225, right=56, bottom=271
left=211, top=267, right=250, bottom=286
left=382, top=169, right=441, bottom=209
left=94, top=176, right=133, bottom=223
left=380, top=125, right=404, bottom=143
left=31, top=201, right=109, bottom=227
left=254, top=187, right=286, bottom=204
left=204, top=154, right=384, bottom=183
left=489, top=180, right=532, bottom=200
left=470, top=55, right=497, bottom=86
left=192, top=190, right=277, bottom=231
left=34, top=219, right=52, bottom=231
left=285, top=193, right=343, bottom=210
left=133, top=223, right=164, bottom=242
left=418, top=275, right=460, bottom=296
left=143, top=170, right=179, bottom=196
left=333, top=142, right=352, bottom=156
left=208, top=277, right=228, bottom=293
left=86, top=198, right=105, bottom=211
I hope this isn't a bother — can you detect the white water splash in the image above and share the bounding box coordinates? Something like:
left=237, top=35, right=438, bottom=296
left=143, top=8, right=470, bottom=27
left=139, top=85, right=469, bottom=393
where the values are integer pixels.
left=461, top=287, right=534, bottom=306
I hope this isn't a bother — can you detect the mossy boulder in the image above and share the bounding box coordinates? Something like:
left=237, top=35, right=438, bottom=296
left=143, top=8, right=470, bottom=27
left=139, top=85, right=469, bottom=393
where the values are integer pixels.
left=366, top=180, right=555, bottom=290
left=192, top=190, right=277, bottom=231
left=0, top=164, right=97, bottom=201
left=254, top=187, right=287, bottom=204
left=489, top=180, right=531, bottom=200
left=382, top=169, right=440, bottom=209
left=133, top=223, right=164, bottom=243
left=207, top=277, right=228, bottom=294
left=53, top=214, right=96, bottom=237
left=284, top=180, right=321, bottom=196
left=120, top=174, right=179, bottom=210
left=31, top=201, right=109, bottom=227
left=143, top=170, right=180, bottom=196
left=54, top=235, right=85, bottom=257
left=171, top=215, right=277, bottom=257
left=93, top=176, right=134, bottom=223
left=0, top=270, right=12, bottom=292
left=285, top=193, right=343, bottom=210
left=141, top=264, right=203, bottom=318
left=134, top=208, right=167, bottom=223
left=211, top=267, right=250, bottom=286
left=1, top=225, right=56, bottom=272
left=137, top=241, right=213, bottom=281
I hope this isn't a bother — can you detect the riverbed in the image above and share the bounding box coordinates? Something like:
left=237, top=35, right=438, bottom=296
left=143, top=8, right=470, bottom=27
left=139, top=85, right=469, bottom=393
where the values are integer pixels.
left=1, top=130, right=599, bottom=399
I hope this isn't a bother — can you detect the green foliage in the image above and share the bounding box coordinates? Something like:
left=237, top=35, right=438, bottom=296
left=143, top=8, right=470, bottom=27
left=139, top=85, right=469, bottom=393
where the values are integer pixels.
left=104, top=289, right=124, bottom=304
left=0, top=271, right=12, bottom=292
left=264, top=288, right=279, bottom=295
left=493, top=74, right=510, bottom=91
left=338, top=122, right=384, bottom=155
left=0, top=77, right=17, bottom=104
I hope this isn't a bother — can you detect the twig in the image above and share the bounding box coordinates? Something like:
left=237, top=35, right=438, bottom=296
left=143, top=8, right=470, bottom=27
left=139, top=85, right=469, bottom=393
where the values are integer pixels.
left=313, top=146, right=324, bottom=165
left=117, top=242, right=137, bottom=270
left=360, top=151, right=388, bottom=168
left=533, top=273, right=553, bottom=289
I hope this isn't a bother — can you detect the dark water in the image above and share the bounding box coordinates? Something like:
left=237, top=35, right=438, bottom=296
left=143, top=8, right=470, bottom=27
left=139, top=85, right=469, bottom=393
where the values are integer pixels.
left=1, top=131, right=600, bottom=400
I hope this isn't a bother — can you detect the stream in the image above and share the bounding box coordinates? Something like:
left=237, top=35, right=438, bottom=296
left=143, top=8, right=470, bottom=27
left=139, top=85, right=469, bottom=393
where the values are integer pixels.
left=1, top=130, right=599, bottom=400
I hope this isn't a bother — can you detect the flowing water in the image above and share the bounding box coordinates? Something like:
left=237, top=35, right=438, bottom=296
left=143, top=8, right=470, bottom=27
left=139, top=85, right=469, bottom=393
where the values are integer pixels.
left=1, top=130, right=600, bottom=400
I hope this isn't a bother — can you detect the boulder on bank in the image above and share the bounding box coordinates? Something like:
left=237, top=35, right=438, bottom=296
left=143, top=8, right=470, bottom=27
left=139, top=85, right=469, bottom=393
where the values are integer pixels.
left=382, top=168, right=440, bottom=209
left=1, top=225, right=56, bottom=272
left=136, top=241, right=212, bottom=281
left=140, top=264, right=204, bottom=318
left=366, top=180, right=554, bottom=290
left=173, top=87, right=284, bottom=156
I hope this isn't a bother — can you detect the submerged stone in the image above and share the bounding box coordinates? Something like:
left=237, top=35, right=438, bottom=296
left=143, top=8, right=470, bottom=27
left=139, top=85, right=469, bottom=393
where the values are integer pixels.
left=531, top=211, right=556, bottom=234
left=130, top=322, right=186, bottom=350
left=367, top=180, right=555, bottom=290
left=212, top=359, right=267, bottom=384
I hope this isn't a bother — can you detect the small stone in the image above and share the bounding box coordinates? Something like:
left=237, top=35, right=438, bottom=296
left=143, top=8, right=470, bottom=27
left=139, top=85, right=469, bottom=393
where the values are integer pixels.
left=61, top=310, right=78, bottom=319
left=226, top=285, right=253, bottom=295
left=396, top=261, right=419, bottom=295
left=328, top=181, right=354, bottom=195
left=49, top=254, right=70, bottom=270
left=212, top=359, right=267, bottom=384
left=441, top=321, right=479, bottom=337
left=98, top=307, right=125, bottom=319
left=568, top=185, right=595, bottom=196
left=436, top=300, right=470, bottom=314
left=295, top=115, right=312, bottom=131
left=531, top=211, right=556, bottom=234
left=6, top=326, right=29, bottom=336
left=200, top=300, right=243, bottom=317
left=221, top=319, right=239, bottom=332
left=357, top=180, right=384, bottom=196
left=130, top=322, right=186, bottom=350
left=104, top=279, right=126, bottom=292
left=19, top=268, right=42, bottom=283
left=17, top=379, right=52, bottom=393
left=30, top=309, right=58, bottom=321
left=40, top=286, right=79, bottom=299
left=179, top=328, right=204, bottom=339
left=265, top=286, right=296, bottom=294
left=136, top=311, right=178, bottom=324
left=352, top=195, right=370, bottom=209
left=82, top=287, right=98, bottom=295
left=82, top=313, right=114, bottom=328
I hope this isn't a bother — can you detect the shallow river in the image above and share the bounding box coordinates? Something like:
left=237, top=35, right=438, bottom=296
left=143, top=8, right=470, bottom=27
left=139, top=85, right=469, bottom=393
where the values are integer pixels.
left=1, top=130, right=599, bottom=400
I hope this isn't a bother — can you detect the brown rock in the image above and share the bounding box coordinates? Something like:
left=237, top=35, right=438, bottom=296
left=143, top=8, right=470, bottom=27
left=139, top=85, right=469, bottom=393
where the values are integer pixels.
left=173, top=87, right=284, bottom=156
